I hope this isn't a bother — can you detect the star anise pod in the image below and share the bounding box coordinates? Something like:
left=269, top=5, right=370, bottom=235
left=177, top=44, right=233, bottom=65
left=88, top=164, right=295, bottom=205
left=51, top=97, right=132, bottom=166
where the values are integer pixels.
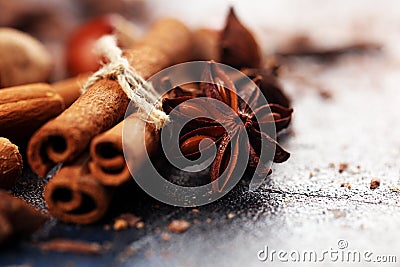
left=217, top=7, right=291, bottom=109
left=162, top=62, right=293, bottom=192
left=219, top=7, right=262, bottom=69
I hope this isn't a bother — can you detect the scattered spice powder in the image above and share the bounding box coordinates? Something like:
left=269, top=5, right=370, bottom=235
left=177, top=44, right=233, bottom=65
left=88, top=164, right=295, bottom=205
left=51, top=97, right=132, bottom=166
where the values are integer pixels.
left=168, top=220, right=191, bottom=233
left=370, top=178, right=381, bottom=189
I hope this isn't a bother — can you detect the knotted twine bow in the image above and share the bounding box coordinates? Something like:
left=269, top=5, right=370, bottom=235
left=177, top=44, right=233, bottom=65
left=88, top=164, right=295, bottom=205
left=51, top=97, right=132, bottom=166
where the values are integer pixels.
left=81, top=35, right=169, bottom=129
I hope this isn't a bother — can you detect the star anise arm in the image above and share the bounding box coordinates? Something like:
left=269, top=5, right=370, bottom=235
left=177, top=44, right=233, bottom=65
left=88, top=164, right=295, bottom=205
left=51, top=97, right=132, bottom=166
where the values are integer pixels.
left=210, top=132, right=235, bottom=192
left=180, top=135, right=217, bottom=157
left=179, top=126, right=226, bottom=159
left=162, top=96, right=194, bottom=114
left=201, top=62, right=239, bottom=113
left=253, top=104, right=293, bottom=132
left=165, top=100, right=223, bottom=127
left=249, top=128, right=290, bottom=163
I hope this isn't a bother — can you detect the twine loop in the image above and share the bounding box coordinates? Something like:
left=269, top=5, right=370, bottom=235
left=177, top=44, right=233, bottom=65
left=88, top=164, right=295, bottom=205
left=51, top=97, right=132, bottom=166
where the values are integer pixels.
left=81, top=35, right=169, bottom=129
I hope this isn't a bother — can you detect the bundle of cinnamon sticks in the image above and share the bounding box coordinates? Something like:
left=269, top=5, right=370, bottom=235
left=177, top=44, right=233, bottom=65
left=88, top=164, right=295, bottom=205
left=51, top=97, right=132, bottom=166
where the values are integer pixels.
left=0, top=7, right=293, bottom=227
left=40, top=17, right=193, bottom=224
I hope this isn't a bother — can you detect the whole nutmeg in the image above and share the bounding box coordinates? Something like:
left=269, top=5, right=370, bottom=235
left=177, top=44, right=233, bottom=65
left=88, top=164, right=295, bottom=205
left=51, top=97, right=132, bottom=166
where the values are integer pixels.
left=66, top=14, right=138, bottom=75
left=0, top=28, right=53, bottom=88
left=0, top=137, right=23, bottom=189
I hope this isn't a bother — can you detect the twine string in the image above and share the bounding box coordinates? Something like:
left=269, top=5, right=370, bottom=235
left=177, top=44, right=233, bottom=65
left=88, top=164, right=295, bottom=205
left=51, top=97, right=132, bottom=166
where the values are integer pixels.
left=81, top=35, right=169, bottom=129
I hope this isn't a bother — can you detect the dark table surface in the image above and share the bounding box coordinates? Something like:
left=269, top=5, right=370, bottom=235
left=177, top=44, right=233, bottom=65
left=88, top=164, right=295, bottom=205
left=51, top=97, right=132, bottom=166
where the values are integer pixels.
left=2, top=1, right=400, bottom=266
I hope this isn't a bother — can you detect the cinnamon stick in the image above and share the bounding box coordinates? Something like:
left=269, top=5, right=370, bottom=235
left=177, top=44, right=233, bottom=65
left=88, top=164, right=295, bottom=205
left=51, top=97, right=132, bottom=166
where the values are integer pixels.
left=51, top=73, right=90, bottom=108
left=89, top=114, right=159, bottom=186
left=44, top=157, right=112, bottom=224
left=28, top=18, right=193, bottom=177
left=0, top=138, right=23, bottom=189
left=0, top=190, right=49, bottom=245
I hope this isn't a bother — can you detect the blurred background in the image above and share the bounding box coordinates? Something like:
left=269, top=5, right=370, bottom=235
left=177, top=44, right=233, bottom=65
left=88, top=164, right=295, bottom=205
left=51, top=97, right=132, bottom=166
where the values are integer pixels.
left=2, top=0, right=400, bottom=80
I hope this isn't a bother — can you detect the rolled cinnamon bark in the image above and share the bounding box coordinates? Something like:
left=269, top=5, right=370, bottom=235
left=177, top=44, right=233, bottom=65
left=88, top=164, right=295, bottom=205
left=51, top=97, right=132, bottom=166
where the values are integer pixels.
left=51, top=73, right=90, bottom=108
left=44, top=157, right=112, bottom=224
left=28, top=18, right=193, bottom=177
left=89, top=114, right=159, bottom=186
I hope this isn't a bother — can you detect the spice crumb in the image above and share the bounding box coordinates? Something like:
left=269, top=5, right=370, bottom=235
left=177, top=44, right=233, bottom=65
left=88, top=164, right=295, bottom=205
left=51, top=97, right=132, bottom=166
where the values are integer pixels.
left=340, top=182, right=351, bottom=189
left=319, top=90, right=332, bottom=100
left=168, top=220, right=190, bottom=233
left=113, top=213, right=141, bottom=231
left=328, top=162, right=335, bottom=168
left=338, top=163, right=348, bottom=173
left=161, top=232, right=171, bottom=241
left=192, top=208, right=199, bottom=213
left=113, top=219, right=129, bottom=231
left=370, top=178, right=381, bottom=189
left=227, top=213, right=235, bottom=219
left=136, top=221, right=144, bottom=229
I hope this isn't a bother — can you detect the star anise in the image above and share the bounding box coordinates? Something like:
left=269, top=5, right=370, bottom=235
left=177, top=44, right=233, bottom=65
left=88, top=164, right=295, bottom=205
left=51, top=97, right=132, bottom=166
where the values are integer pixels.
left=162, top=62, right=293, bottom=192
